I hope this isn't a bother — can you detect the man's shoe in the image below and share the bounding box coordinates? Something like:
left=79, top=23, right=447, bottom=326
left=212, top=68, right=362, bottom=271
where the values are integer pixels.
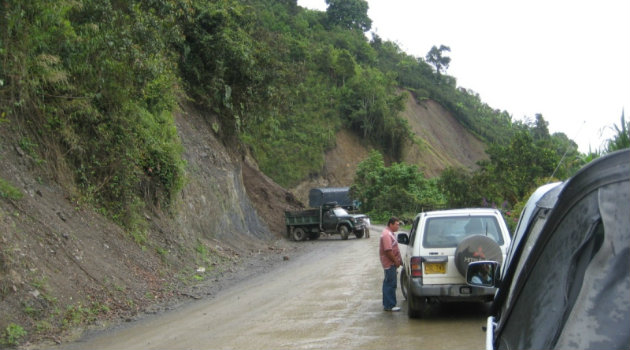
left=384, top=306, right=401, bottom=312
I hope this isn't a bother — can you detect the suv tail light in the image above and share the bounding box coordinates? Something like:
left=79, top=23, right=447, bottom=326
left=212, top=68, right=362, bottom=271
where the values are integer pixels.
left=410, top=256, right=423, bottom=277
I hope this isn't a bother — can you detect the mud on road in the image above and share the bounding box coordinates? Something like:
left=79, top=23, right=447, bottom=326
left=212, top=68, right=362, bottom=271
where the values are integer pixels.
left=45, top=226, right=488, bottom=350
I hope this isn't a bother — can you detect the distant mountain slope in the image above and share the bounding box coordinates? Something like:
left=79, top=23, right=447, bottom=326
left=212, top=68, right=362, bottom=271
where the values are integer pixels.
left=400, top=92, right=488, bottom=177
left=289, top=91, right=488, bottom=205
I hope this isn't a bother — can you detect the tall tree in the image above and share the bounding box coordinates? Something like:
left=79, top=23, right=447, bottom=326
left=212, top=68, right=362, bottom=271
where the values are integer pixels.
left=325, top=0, right=372, bottom=32
left=531, top=113, right=550, bottom=141
left=425, top=44, right=451, bottom=77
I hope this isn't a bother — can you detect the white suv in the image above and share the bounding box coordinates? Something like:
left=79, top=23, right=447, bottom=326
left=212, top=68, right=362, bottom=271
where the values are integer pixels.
left=397, top=208, right=511, bottom=318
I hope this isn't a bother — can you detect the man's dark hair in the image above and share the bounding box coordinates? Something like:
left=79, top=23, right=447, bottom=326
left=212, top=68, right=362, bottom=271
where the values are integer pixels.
left=388, top=217, right=399, bottom=226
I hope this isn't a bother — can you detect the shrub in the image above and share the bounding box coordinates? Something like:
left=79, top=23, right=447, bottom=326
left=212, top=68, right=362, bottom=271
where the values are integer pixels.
left=2, top=323, right=27, bottom=346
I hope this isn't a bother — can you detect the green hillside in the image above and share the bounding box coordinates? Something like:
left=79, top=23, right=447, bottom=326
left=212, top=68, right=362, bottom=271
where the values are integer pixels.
left=0, top=0, right=585, bottom=227
left=3, top=0, right=629, bottom=346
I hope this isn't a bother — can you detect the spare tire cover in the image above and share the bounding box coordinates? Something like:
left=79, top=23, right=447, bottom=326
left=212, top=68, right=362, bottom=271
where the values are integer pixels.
left=454, top=234, right=503, bottom=276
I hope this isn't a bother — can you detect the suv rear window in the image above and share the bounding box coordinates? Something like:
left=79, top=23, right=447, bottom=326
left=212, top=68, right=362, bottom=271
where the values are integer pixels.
left=422, top=216, right=504, bottom=248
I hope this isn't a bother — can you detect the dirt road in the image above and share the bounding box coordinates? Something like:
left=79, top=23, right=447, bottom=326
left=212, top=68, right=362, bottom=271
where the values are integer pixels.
left=52, top=226, right=488, bottom=350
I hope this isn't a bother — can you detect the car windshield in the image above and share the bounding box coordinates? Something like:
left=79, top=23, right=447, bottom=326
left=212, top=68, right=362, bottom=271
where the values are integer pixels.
left=423, top=216, right=504, bottom=248
left=333, top=207, right=349, bottom=216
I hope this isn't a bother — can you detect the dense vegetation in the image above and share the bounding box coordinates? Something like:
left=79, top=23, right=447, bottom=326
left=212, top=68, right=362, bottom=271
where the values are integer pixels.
left=2, top=0, right=626, bottom=228
left=351, top=150, right=446, bottom=223
left=1, top=1, right=188, bottom=242
left=354, top=112, right=629, bottom=230
left=1, top=0, right=628, bottom=345
left=2, top=0, right=626, bottom=236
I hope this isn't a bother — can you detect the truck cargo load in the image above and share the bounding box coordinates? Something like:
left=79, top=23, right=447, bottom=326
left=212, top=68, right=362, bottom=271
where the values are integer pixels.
left=308, top=187, right=356, bottom=210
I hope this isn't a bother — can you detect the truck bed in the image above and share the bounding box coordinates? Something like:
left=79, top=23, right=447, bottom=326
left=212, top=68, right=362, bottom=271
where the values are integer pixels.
left=285, top=209, right=320, bottom=226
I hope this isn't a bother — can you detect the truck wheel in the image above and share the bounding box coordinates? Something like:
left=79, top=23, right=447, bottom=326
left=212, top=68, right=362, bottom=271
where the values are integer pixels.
left=339, top=225, right=349, bottom=240
left=292, top=228, right=307, bottom=241
left=355, top=229, right=364, bottom=239
left=309, top=232, right=321, bottom=240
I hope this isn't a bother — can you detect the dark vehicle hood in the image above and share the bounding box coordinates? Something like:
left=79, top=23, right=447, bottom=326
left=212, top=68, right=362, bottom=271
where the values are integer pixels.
left=551, top=150, right=629, bottom=349
left=494, top=149, right=629, bottom=350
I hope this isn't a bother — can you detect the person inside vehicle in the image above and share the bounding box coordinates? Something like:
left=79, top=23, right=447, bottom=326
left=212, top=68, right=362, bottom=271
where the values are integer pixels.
left=470, top=263, right=493, bottom=285
left=465, top=218, right=483, bottom=234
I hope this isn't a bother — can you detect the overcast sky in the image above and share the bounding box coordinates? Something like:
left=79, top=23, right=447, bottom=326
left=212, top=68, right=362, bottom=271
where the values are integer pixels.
left=298, top=0, right=630, bottom=153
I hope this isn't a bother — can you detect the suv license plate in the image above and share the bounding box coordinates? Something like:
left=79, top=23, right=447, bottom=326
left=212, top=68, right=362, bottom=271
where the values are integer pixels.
left=424, top=262, right=446, bottom=274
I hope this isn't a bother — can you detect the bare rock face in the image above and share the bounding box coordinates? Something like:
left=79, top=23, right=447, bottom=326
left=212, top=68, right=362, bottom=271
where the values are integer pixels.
left=173, top=105, right=279, bottom=250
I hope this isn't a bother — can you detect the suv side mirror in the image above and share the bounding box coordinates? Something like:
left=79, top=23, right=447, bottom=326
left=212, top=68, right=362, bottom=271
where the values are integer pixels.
left=466, top=261, right=499, bottom=288
left=397, top=232, right=409, bottom=245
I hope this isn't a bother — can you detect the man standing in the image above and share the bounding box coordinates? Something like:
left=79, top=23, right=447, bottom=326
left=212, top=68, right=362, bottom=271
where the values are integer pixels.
left=379, top=217, right=402, bottom=311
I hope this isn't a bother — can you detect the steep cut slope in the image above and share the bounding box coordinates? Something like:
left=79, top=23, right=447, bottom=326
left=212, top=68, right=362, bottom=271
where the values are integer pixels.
left=400, top=92, right=488, bottom=177
left=289, top=91, right=488, bottom=205
left=0, top=104, right=303, bottom=346
left=290, top=128, right=371, bottom=205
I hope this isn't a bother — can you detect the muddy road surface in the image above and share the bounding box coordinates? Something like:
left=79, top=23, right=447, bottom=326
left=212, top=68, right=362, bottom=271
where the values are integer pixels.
left=52, top=225, right=489, bottom=350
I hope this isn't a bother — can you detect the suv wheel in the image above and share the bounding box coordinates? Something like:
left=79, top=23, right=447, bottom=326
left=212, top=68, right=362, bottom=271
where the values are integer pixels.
left=407, top=294, right=425, bottom=319
left=400, top=269, right=408, bottom=300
